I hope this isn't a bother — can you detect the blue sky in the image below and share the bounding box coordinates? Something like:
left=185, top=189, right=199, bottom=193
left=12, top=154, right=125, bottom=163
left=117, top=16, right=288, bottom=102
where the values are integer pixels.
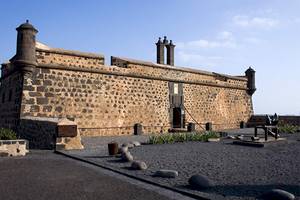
left=0, top=0, right=299, bottom=115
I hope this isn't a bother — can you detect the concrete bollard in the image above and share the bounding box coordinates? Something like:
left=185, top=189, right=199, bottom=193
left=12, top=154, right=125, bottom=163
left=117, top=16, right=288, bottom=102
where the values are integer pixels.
left=187, top=123, right=195, bottom=132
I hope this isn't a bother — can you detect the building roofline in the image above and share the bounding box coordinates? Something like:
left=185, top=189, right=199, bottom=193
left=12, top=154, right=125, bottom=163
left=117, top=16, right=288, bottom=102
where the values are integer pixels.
left=35, top=42, right=104, bottom=59
left=112, top=56, right=248, bottom=81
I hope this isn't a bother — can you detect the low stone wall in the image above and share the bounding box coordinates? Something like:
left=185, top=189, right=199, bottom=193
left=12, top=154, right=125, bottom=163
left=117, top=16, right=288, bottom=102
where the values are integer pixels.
left=247, top=115, right=300, bottom=127
left=17, top=116, right=58, bottom=149
left=0, top=139, right=28, bottom=156
left=17, top=116, right=84, bottom=150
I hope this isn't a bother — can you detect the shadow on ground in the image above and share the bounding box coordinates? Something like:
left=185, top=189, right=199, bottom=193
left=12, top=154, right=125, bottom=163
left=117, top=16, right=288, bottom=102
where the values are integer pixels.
left=179, top=184, right=300, bottom=198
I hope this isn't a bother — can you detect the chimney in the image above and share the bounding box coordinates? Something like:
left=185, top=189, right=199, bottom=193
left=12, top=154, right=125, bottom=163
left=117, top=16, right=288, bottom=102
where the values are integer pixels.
left=163, top=36, right=169, bottom=45
left=156, top=37, right=164, bottom=64
left=166, top=40, right=175, bottom=66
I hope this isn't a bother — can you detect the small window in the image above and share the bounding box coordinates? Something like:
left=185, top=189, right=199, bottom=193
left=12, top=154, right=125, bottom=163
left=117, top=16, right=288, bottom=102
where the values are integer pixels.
left=8, top=90, right=12, bottom=102
left=174, top=83, right=178, bottom=94
left=1, top=93, right=5, bottom=103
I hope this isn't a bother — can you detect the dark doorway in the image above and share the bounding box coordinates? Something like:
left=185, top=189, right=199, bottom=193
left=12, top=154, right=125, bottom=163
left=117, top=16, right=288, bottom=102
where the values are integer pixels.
left=173, top=107, right=182, bottom=128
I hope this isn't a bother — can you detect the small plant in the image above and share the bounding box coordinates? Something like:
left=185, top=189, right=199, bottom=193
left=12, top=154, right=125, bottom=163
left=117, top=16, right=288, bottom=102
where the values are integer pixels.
left=0, top=128, right=17, bottom=140
left=278, top=124, right=299, bottom=134
left=148, top=131, right=219, bottom=144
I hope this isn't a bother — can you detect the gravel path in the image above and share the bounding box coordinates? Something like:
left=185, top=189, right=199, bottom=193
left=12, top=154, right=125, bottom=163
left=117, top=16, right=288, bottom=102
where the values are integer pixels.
left=62, top=129, right=300, bottom=199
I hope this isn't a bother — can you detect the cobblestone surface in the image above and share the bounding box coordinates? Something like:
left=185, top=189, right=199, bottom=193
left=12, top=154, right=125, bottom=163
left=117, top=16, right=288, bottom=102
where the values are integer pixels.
left=62, top=129, right=300, bottom=200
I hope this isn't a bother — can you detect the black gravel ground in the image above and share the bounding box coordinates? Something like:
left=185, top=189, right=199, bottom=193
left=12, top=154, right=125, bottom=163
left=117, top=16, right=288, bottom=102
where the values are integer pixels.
left=0, top=150, right=183, bottom=200
left=63, top=129, right=300, bottom=199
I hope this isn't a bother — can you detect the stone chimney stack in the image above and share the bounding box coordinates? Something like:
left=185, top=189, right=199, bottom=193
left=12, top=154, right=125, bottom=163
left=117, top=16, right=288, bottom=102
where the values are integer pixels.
left=156, top=37, right=165, bottom=64
left=245, top=67, right=256, bottom=95
left=155, top=36, right=175, bottom=65
left=14, top=20, right=38, bottom=74
left=166, top=40, right=175, bottom=66
left=163, top=36, right=168, bottom=45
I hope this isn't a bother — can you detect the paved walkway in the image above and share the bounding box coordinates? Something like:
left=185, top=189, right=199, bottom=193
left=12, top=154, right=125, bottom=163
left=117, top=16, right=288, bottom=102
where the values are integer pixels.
left=0, top=151, right=194, bottom=200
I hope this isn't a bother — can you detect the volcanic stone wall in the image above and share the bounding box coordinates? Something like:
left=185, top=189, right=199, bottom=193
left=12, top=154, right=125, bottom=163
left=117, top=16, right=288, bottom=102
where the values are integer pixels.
left=20, top=62, right=170, bottom=136
left=184, top=85, right=253, bottom=130
left=0, top=69, right=23, bottom=130
left=18, top=50, right=253, bottom=136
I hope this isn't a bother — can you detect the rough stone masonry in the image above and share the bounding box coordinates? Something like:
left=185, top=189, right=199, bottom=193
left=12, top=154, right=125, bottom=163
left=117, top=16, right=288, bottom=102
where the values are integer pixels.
left=0, top=21, right=256, bottom=147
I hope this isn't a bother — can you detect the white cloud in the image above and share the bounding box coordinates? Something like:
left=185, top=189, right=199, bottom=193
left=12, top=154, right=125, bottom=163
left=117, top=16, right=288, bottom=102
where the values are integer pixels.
left=176, top=31, right=236, bottom=67
left=177, top=31, right=236, bottom=50
left=232, top=15, right=279, bottom=29
left=177, top=51, right=223, bottom=67
left=187, top=40, right=221, bottom=48
left=244, top=37, right=263, bottom=45
left=217, top=31, right=234, bottom=40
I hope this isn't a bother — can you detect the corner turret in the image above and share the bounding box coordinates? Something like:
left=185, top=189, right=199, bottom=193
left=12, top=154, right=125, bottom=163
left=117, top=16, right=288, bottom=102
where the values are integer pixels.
left=13, top=20, right=38, bottom=74
left=245, top=67, right=256, bottom=95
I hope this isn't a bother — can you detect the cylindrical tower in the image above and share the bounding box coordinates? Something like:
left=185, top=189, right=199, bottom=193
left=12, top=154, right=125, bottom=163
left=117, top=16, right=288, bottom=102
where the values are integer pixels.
left=14, top=20, right=38, bottom=73
left=245, top=67, right=256, bottom=95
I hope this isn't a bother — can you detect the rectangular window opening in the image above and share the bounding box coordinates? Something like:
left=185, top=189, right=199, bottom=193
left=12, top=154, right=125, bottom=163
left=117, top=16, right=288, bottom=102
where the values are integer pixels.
left=8, top=90, right=12, bottom=102
left=174, top=83, right=178, bottom=94
left=2, top=93, right=5, bottom=103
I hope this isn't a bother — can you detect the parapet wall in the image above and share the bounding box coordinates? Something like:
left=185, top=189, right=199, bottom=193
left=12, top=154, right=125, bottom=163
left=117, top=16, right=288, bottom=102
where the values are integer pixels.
left=111, top=57, right=248, bottom=89
left=248, top=115, right=300, bottom=126
left=36, top=45, right=105, bottom=69
left=17, top=53, right=253, bottom=136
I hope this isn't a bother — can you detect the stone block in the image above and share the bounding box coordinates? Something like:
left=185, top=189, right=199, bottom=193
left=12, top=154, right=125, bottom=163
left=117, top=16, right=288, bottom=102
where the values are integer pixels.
left=57, top=125, right=77, bottom=137
left=55, top=119, right=83, bottom=150
left=121, top=151, right=133, bottom=162
left=56, top=134, right=83, bottom=150
left=44, top=93, right=54, bottom=97
left=37, top=86, right=46, bottom=92
left=37, top=98, right=48, bottom=104
left=154, top=169, right=178, bottom=178
left=188, top=174, right=213, bottom=189
left=30, top=105, right=40, bottom=112
left=259, top=189, right=295, bottom=200
left=43, top=80, right=52, bottom=86
left=131, top=161, right=147, bottom=170
left=130, top=141, right=141, bottom=147
left=23, top=85, right=35, bottom=91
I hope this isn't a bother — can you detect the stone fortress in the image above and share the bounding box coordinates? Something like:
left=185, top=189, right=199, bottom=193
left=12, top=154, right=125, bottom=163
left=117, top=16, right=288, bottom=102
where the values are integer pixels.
left=0, top=21, right=256, bottom=148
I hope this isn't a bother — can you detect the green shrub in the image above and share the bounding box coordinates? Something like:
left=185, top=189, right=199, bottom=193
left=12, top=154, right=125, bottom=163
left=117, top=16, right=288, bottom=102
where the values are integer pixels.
left=0, top=128, right=17, bottom=140
left=148, top=131, right=219, bottom=144
left=278, top=124, right=299, bottom=134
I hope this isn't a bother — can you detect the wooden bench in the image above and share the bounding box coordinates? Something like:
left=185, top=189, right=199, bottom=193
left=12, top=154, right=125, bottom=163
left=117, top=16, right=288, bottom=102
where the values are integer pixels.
left=254, top=125, right=279, bottom=141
